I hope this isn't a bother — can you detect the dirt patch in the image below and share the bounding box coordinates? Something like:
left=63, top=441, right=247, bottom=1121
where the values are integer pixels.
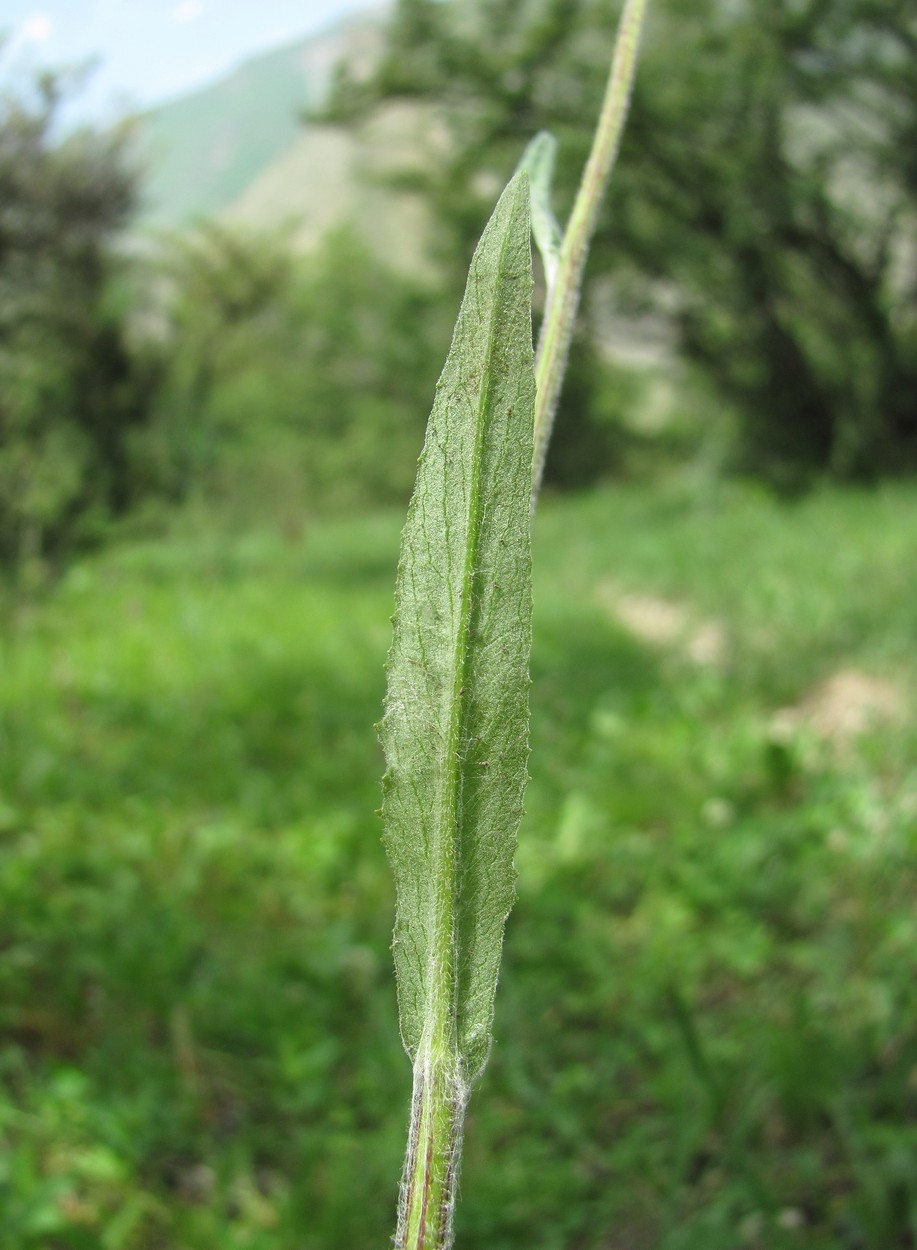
left=610, top=593, right=687, bottom=645
left=776, top=668, right=907, bottom=744
left=597, top=583, right=726, bottom=667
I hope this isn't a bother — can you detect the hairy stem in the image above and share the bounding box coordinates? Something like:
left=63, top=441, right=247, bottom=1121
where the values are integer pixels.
left=531, top=0, right=649, bottom=502
left=396, top=1047, right=468, bottom=1250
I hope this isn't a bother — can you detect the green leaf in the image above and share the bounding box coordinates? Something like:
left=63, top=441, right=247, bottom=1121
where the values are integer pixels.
left=517, top=130, right=562, bottom=292
left=380, top=171, right=535, bottom=1084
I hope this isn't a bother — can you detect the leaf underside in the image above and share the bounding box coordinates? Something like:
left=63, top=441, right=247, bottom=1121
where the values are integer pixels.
left=379, top=172, right=536, bottom=1083
left=517, top=131, right=562, bottom=290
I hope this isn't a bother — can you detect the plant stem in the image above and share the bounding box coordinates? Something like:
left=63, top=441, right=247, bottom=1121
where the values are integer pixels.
left=531, top=0, right=649, bottom=502
left=396, top=1046, right=468, bottom=1250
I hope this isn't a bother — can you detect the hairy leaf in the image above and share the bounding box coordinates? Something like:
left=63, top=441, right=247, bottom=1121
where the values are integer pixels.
left=379, top=172, right=535, bottom=1083
left=517, top=131, right=562, bottom=292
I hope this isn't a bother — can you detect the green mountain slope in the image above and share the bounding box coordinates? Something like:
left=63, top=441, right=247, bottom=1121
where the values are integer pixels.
left=137, top=8, right=388, bottom=229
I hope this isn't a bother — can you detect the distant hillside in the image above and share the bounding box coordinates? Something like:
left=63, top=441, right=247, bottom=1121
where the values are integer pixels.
left=136, top=6, right=404, bottom=243
left=220, top=96, right=439, bottom=270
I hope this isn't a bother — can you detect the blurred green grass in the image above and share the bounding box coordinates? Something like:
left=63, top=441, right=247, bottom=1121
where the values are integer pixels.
left=2, top=479, right=917, bottom=1248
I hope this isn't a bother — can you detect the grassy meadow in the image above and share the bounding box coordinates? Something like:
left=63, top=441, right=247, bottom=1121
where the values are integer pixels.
left=1, top=477, right=916, bottom=1248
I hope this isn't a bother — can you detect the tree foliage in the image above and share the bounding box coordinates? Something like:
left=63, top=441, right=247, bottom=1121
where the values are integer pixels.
left=154, top=224, right=451, bottom=523
left=340, top=0, right=917, bottom=484
left=0, top=70, right=159, bottom=563
left=0, top=69, right=453, bottom=569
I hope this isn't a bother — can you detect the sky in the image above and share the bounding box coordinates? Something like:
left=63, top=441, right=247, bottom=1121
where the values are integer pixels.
left=1, top=0, right=373, bottom=120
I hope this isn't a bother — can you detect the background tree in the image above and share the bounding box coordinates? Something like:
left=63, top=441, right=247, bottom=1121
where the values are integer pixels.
left=332, top=0, right=917, bottom=486
left=143, top=222, right=295, bottom=503
left=0, top=68, right=452, bottom=568
left=144, top=223, right=452, bottom=526
left=0, top=68, right=161, bottom=564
